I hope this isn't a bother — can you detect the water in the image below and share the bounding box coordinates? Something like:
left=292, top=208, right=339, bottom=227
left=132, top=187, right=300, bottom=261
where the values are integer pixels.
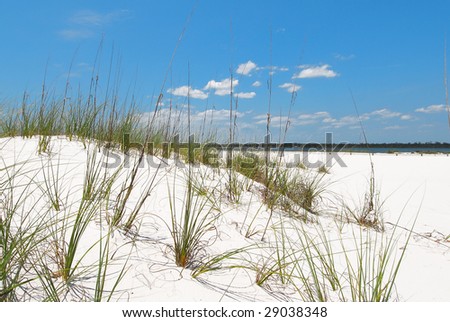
left=282, top=146, right=450, bottom=154
left=345, top=147, right=450, bottom=154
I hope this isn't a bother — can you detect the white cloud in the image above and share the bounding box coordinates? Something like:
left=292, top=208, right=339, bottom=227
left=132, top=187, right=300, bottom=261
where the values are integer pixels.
left=298, top=111, right=331, bottom=120
left=255, top=115, right=289, bottom=125
left=252, top=81, right=261, bottom=87
left=322, top=117, right=337, bottom=123
left=236, top=60, right=257, bottom=76
left=253, top=114, right=268, bottom=120
left=368, top=108, right=413, bottom=121
left=294, top=108, right=410, bottom=130
left=167, top=86, right=208, bottom=100
left=328, top=115, right=368, bottom=128
left=257, top=66, right=289, bottom=74
left=234, top=92, right=256, bottom=99
left=293, top=64, right=338, bottom=79
left=415, top=104, right=447, bottom=113
left=141, top=108, right=245, bottom=126
left=196, top=109, right=245, bottom=121
left=292, top=107, right=413, bottom=130
left=204, top=78, right=239, bottom=96
left=297, top=112, right=333, bottom=126
left=400, top=114, right=413, bottom=120
left=370, top=108, right=401, bottom=118
left=60, top=9, right=131, bottom=40
left=213, top=89, right=230, bottom=96
left=279, top=83, right=301, bottom=93
left=317, top=108, right=411, bottom=129
left=70, top=9, right=131, bottom=26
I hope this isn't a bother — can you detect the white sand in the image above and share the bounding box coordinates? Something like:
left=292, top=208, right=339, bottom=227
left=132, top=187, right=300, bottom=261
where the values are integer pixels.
left=1, top=137, right=449, bottom=301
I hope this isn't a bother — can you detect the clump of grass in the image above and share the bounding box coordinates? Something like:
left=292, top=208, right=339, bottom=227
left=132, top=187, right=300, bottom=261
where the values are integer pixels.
left=341, top=221, right=413, bottom=301
left=289, top=227, right=333, bottom=301
left=233, top=153, right=266, bottom=185
left=266, top=169, right=327, bottom=217
left=232, top=152, right=327, bottom=218
left=225, top=171, right=245, bottom=203
left=287, top=172, right=328, bottom=215
left=283, top=216, right=413, bottom=302
left=36, top=103, right=60, bottom=155
left=168, top=173, right=219, bottom=268
left=38, top=136, right=52, bottom=155
left=343, top=180, right=385, bottom=231
left=0, top=105, right=19, bottom=137
left=19, top=93, right=37, bottom=139
left=0, top=159, right=52, bottom=301
left=62, top=192, right=102, bottom=282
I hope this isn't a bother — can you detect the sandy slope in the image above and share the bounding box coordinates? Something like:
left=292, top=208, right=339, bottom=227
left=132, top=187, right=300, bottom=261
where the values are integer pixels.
left=1, top=137, right=449, bottom=301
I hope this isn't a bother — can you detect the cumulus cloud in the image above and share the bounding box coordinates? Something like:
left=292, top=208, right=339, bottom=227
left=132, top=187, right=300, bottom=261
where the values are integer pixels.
left=236, top=60, right=257, bottom=76
left=279, top=83, right=301, bottom=93
left=167, top=86, right=208, bottom=100
left=252, top=81, right=261, bottom=87
left=293, top=64, right=338, bottom=79
left=204, top=78, right=239, bottom=96
left=234, top=92, right=256, bottom=99
left=415, top=104, right=446, bottom=113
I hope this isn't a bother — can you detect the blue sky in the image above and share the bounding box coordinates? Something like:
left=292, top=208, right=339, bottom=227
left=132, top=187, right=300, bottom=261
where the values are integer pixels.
left=1, top=0, right=450, bottom=143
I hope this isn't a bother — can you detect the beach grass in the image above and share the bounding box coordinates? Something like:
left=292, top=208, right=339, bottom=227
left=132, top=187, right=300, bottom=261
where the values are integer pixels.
left=0, top=70, right=424, bottom=302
